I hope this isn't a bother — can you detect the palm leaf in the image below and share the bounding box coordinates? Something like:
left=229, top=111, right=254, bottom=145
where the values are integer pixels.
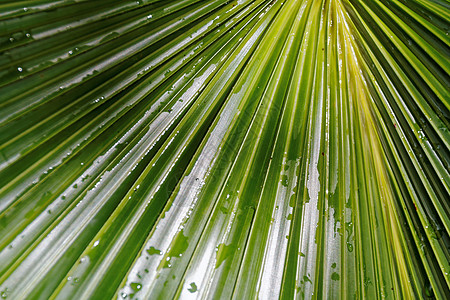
left=0, top=0, right=448, bottom=299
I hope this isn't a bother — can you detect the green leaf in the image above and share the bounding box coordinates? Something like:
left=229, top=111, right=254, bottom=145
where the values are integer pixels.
left=0, top=0, right=448, bottom=299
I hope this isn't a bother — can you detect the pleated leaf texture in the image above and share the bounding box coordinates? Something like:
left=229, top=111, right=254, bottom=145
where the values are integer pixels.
left=0, top=0, right=449, bottom=299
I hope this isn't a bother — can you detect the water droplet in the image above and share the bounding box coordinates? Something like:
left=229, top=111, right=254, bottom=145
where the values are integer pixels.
left=331, top=272, right=340, bottom=281
left=418, top=130, right=425, bottom=140
left=146, top=246, right=162, bottom=255
left=347, top=243, right=353, bottom=252
left=423, top=282, right=434, bottom=299
left=17, top=67, right=23, bottom=72
left=188, top=282, right=198, bottom=293
left=130, top=282, right=142, bottom=292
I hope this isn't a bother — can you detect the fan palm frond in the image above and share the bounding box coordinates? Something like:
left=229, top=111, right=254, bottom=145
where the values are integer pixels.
left=0, top=0, right=448, bottom=299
